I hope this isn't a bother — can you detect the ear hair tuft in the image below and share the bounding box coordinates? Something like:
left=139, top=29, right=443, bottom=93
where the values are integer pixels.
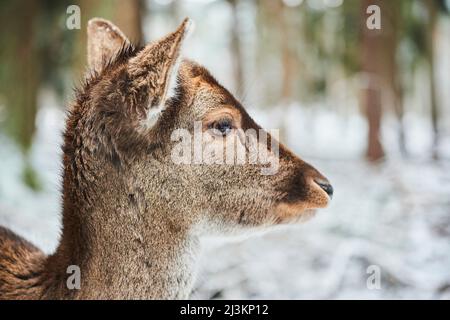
left=128, top=18, right=195, bottom=129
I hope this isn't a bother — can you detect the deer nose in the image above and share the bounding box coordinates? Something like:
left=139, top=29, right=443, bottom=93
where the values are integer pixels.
left=314, top=179, right=334, bottom=199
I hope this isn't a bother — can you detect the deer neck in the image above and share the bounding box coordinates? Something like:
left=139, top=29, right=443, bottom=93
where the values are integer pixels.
left=44, top=170, right=200, bottom=299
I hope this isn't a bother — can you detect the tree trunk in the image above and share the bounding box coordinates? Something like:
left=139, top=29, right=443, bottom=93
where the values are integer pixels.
left=364, top=86, right=384, bottom=161
left=229, top=0, right=245, bottom=99
left=113, top=0, right=144, bottom=44
left=384, top=0, right=407, bottom=156
left=275, top=0, right=295, bottom=103
left=71, top=0, right=102, bottom=80
left=360, top=0, right=385, bottom=162
left=71, top=0, right=144, bottom=79
left=424, top=0, right=439, bottom=159
left=0, top=0, right=41, bottom=189
left=1, top=0, right=39, bottom=152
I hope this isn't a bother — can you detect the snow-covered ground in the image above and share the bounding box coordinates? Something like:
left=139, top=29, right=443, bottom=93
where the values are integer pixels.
left=1, top=96, right=449, bottom=299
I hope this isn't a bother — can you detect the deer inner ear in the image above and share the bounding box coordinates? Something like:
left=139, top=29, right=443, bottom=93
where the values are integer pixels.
left=127, top=18, right=194, bottom=129
left=87, top=18, right=130, bottom=73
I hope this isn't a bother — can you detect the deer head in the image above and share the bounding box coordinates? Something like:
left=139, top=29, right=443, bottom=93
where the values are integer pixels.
left=66, top=18, right=333, bottom=242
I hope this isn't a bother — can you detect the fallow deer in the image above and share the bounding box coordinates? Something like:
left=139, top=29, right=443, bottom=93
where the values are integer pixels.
left=0, top=18, right=333, bottom=299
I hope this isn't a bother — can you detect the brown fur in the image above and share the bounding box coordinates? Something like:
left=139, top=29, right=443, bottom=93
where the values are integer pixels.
left=0, top=18, right=332, bottom=299
left=0, top=227, right=46, bottom=299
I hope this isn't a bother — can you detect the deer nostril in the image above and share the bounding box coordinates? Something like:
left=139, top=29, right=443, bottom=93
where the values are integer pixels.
left=314, top=179, right=334, bottom=199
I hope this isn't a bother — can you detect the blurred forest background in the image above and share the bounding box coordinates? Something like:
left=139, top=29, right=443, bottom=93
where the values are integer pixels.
left=0, top=0, right=450, bottom=299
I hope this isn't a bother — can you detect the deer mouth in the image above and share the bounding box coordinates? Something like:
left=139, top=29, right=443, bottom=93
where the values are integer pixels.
left=275, top=173, right=332, bottom=220
left=274, top=202, right=318, bottom=224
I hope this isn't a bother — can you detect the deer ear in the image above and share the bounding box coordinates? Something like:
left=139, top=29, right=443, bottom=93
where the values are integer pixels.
left=128, top=18, right=194, bottom=128
left=87, top=18, right=130, bottom=73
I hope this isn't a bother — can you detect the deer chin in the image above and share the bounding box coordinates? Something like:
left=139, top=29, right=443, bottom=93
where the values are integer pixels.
left=274, top=202, right=319, bottom=224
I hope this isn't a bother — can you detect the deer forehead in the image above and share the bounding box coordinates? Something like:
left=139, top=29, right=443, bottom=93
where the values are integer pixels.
left=180, top=73, right=242, bottom=121
left=202, top=106, right=242, bottom=126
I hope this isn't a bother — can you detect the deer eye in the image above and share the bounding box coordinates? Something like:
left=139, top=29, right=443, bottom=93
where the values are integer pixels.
left=209, top=118, right=233, bottom=136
